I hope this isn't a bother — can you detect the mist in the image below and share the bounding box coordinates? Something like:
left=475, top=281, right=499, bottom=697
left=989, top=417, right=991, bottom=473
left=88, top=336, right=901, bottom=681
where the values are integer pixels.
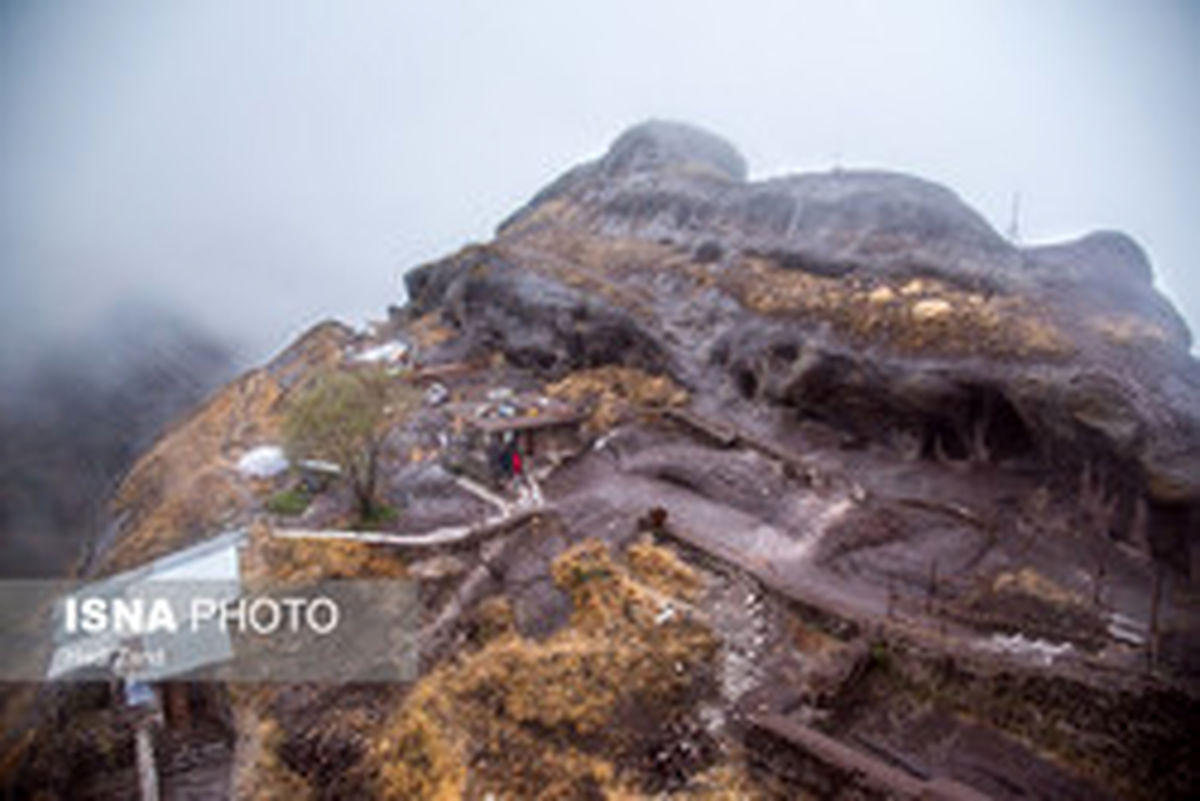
left=1, top=0, right=1197, bottom=375
left=0, top=304, right=234, bottom=577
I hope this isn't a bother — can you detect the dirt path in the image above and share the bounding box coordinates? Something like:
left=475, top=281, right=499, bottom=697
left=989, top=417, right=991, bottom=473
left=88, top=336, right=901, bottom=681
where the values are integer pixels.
left=546, top=422, right=1171, bottom=682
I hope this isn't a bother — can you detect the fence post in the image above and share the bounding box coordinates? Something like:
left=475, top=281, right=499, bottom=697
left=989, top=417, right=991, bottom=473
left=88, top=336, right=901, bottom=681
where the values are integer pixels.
left=1148, top=568, right=1163, bottom=673
left=135, top=720, right=159, bottom=801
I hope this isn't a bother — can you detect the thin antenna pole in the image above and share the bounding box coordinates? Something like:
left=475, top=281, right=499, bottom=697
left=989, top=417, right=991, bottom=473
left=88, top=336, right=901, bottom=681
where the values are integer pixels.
left=1003, top=191, right=1022, bottom=242
left=1007, top=191, right=1022, bottom=243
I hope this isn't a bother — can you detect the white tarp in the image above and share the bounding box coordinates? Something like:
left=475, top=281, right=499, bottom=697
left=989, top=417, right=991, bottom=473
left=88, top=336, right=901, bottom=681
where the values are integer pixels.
left=237, top=445, right=289, bottom=478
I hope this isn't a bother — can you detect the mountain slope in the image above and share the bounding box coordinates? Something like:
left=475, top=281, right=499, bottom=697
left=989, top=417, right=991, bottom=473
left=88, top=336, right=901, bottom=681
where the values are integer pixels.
left=10, top=122, right=1199, bottom=800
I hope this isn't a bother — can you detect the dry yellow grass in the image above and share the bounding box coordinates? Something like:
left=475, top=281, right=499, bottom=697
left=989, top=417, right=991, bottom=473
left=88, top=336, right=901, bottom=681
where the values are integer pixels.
left=725, top=256, right=1073, bottom=360
left=626, top=535, right=704, bottom=601
left=684, top=761, right=804, bottom=800
left=99, top=322, right=353, bottom=575
left=471, top=595, right=518, bottom=643
left=239, top=521, right=408, bottom=589
left=367, top=539, right=722, bottom=799
left=502, top=215, right=1074, bottom=362
left=407, top=311, right=457, bottom=350
left=504, top=220, right=1074, bottom=363
left=230, top=710, right=313, bottom=801
left=992, top=567, right=1083, bottom=608
left=499, top=195, right=578, bottom=237
left=547, top=366, right=689, bottom=431
left=1089, top=314, right=1170, bottom=348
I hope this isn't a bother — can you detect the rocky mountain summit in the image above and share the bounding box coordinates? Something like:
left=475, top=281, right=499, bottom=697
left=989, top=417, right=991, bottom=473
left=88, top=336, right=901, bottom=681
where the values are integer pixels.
left=415, top=120, right=1198, bottom=550
left=7, top=122, right=1199, bottom=799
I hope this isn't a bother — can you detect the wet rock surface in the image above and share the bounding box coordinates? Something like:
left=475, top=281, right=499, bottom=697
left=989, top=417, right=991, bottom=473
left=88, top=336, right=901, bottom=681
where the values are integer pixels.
left=407, top=245, right=668, bottom=374
left=9, top=122, right=1199, bottom=799
left=411, top=120, right=1200, bottom=567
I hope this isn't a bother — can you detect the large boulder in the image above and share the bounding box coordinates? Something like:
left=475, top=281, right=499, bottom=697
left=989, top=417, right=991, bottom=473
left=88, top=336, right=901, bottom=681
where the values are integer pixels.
left=405, top=245, right=667, bottom=375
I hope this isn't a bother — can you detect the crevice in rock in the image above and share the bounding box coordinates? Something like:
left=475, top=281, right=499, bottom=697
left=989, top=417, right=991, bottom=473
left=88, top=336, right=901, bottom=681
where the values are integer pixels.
left=766, top=249, right=857, bottom=278
left=1146, top=501, right=1197, bottom=578
left=735, top=367, right=759, bottom=400
left=921, top=384, right=1035, bottom=466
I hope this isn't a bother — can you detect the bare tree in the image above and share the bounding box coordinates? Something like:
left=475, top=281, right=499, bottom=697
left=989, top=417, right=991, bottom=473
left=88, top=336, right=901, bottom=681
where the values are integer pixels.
left=283, top=366, right=421, bottom=522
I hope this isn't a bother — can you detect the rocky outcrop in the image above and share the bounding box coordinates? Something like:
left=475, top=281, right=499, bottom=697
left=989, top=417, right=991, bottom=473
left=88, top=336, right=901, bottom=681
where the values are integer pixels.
left=406, top=244, right=668, bottom=374
left=406, top=120, right=1200, bottom=570
left=500, top=120, right=1016, bottom=288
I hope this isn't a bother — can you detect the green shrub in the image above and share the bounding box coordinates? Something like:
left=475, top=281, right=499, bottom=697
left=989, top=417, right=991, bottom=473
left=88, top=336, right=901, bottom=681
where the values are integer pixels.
left=265, top=488, right=310, bottom=516
left=284, top=366, right=421, bottom=521
left=358, top=501, right=398, bottom=530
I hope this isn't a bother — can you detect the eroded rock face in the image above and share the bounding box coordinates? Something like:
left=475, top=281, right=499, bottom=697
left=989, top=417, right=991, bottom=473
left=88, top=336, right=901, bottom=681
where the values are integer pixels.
left=1027, top=230, right=1190, bottom=349
left=407, top=245, right=668, bottom=374
left=408, top=120, right=1199, bottom=567
left=13, top=121, right=1199, bottom=801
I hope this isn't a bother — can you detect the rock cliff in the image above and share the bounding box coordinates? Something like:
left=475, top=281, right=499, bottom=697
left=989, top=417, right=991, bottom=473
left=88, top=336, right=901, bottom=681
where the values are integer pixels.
left=411, top=120, right=1199, bottom=566
left=8, top=122, right=1199, bottom=800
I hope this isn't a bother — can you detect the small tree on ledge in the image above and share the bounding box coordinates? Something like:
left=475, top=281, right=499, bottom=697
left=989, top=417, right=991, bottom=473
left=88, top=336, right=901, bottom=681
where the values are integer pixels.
left=283, top=366, right=421, bottom=524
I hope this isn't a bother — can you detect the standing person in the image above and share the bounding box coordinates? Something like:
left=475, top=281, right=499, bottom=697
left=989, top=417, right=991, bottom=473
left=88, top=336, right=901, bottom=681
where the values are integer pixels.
left=492, top=432, right=515, bottom=488
left=512, top=447, right=531, bottom=502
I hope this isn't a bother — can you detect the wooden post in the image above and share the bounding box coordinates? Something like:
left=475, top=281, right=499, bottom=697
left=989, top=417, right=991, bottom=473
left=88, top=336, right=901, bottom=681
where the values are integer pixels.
left=167, top=683, right=192, bottom=733
left=1130, top=496, right=1149, bottom=552
left=1148, top=568, right=1163, bottom=672
left=135, top=722, right=160, bottom=801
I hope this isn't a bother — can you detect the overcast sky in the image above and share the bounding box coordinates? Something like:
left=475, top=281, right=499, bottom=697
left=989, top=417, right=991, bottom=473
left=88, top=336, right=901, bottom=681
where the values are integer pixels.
left=1, top=0, right=1197, bottom=370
